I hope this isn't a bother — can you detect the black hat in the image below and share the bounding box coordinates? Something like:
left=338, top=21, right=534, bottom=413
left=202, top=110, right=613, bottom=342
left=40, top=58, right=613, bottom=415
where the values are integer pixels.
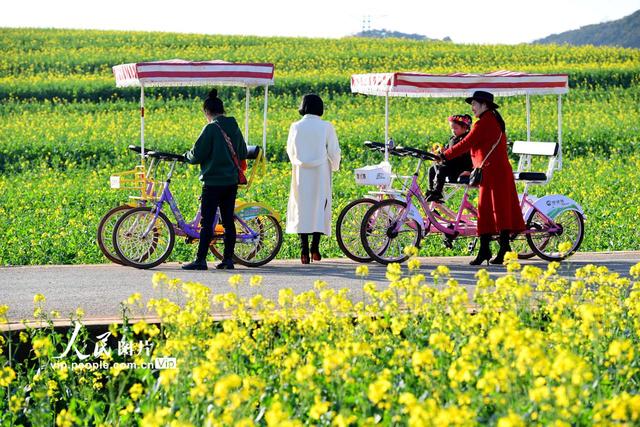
left=465, top=90, right=499, bottom=109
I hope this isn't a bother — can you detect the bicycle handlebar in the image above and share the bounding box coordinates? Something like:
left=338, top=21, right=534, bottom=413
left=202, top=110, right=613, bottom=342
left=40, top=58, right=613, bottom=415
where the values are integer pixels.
left=128, top=145, right=159, bottom=155
left=146, top=150, right=187, bottom=163
left=363, top=140, right=436, bottom=160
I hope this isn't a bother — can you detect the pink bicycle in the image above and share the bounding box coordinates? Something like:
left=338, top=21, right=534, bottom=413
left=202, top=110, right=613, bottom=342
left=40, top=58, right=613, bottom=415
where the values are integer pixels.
left=359, top=144, right=584, bottom=264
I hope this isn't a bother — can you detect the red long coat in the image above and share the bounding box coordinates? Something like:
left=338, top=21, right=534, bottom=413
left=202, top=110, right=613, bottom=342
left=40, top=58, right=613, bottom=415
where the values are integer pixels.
left=443, top=110, right=525, bottom=235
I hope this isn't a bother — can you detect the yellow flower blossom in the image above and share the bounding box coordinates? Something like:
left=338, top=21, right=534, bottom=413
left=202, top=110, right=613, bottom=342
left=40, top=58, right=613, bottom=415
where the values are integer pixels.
left=367, top=378, right=392, bottom=405
left=355, top=265, right=369, bottom=277
left=386, top=263, right=402, bottom=282
left=0, top=366, right=16, bottom=387
left=56, top=409, right=76, bottom=427
left=497, top=411, right=525, bottom=427
left=309, top=396, right=331, bottom=419
left=129, top=383, right=144, bottom=400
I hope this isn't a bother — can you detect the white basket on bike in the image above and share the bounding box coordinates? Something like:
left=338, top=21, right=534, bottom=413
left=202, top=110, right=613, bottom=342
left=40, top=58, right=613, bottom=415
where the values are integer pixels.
left=354, top=161, right=392, bottom=186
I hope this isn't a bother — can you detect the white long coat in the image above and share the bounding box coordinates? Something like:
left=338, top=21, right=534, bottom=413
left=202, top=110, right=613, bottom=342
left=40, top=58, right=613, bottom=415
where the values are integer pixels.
left=285, top=114, right=341, bottom=235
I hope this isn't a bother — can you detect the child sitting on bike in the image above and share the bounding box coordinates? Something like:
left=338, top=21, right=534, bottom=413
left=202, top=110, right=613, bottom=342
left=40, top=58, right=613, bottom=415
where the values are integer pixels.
left=426, top=114, right=473, bottom=203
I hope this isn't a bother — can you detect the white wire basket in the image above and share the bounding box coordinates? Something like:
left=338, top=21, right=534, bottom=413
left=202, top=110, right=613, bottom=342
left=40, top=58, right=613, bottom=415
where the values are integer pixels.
left=354, top=162, right=392, bottom=186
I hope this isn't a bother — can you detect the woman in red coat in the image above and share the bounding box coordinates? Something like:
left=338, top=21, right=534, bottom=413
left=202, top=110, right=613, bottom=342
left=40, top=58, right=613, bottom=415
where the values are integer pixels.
left=440, top=91, right=525, bottom=265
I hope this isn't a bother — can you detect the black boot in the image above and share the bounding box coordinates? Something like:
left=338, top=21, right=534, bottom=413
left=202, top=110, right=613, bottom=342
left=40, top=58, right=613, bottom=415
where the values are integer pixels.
left=182, top=258, right=208, bottom=270
left=310, top=233, right=322, bottom=262
left=490, top=231, right=512, bottom=265
left=470, top=234, right=492, bottom=266
left=216, top=259, right=234, bottom=270
left=300, top=234, right=310, bottom=264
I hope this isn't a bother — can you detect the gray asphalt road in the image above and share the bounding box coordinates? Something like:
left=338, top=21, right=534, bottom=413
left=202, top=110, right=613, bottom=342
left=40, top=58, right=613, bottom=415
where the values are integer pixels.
left=1, top=252, right=638, bottom=326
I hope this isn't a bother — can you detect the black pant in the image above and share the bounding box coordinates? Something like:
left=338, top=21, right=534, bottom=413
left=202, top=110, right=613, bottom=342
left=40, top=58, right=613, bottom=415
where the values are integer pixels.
left=428, top=160, right=471, bottom=193
left=197, top=185, right=238, bottom=261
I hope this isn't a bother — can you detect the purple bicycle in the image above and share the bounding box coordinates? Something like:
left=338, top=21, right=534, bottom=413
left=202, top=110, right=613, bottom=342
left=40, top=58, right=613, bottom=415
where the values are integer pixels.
left=360, top=144, right=585, bottom=264
left=111, top=147, right=283, bottom=269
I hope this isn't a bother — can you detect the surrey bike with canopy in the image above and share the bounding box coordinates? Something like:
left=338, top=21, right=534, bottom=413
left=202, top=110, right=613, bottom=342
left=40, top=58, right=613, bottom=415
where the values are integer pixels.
left=350, top=70, right=585, bottom=264
left=106, top=60, right=282, bottom=268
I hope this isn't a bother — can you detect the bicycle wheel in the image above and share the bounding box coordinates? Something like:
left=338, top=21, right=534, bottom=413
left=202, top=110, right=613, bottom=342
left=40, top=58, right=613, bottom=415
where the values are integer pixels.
left=113, top=207, right=175, bottom=269
left=511, top=232, right=536, bottom=260
left=526, top=209, right=584, bottom=261
left=336, top=198, right=376, bottom=263
left=97, top=205, right=131, bottom=264
left=233, top=214, right=283, bottom=267
left=361, top=199, right=422, bottom=265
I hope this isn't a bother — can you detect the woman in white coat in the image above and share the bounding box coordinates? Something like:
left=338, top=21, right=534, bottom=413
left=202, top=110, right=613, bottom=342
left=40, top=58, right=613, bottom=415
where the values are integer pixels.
left=286, top=94, right=341, bottom=264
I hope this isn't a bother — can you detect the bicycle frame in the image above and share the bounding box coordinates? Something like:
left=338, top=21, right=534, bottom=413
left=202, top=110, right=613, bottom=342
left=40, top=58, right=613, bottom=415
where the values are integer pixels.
left=393, top=158, right=562, bottom=240
left=136, top=159, right=260, bottom=243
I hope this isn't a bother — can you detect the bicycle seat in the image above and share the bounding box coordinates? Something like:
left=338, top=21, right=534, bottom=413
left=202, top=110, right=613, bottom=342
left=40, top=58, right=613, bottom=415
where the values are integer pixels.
left=246, top=145, right=261, bottom=160
left=514, top=172, right=547, bottom=181
left=146, top=150, right=187, bottom=162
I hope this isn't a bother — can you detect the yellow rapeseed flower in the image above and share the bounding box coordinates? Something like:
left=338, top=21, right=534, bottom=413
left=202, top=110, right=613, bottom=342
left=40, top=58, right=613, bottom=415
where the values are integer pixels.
left=386, top=263, right=402, bottom=282
left=558, top=241, right=572, bottom=255
left=32, top=336, right=53, bottom=358
left=126, top=293, right=142, bottom=306
left=9, top=395, right=24, bottom=412
left=309, top=396, right=331, bottom=420
left=408, top=258, right=421, bottom=271
left=56, top=409, right=76, bottom=427
left=152, top=272, right=168, bottom=289
left=332, top=414, right=357, bottom=427
left=141, top=407, right=171, bottom=427
left=367, top=378, right=392, bottom=405
left=355, top=265, right=369, bottom=277
left=0, top=366, right=16, bottom=387
left=228, top=274, right=243, bottom=288
left=129, top=383, right=144, bottom=401
left=629, top=262, right=640, bottom=278
left=249, top=275, right=263, bottom=287
left=33, top=293, right=46, bottom=304
left=497, top=411, right=525, bottom=427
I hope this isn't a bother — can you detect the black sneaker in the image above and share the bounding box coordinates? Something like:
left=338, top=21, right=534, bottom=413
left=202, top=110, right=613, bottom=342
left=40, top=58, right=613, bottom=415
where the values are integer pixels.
left=181, top=259, right=208, bottom=270
left=216, top=259, right=235, bottom=270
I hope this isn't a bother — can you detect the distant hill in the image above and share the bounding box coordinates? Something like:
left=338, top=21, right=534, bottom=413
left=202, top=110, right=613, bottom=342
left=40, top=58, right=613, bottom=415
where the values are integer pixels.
left=534, top=9, right=640, bottom=48
left=353, top=28, right=451, bottom=42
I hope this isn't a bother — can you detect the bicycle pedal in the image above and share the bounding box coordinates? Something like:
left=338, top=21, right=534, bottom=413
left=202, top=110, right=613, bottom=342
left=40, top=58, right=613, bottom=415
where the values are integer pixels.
left=468, top=238, right=477, bottom=253
left=442, top=238, right=454, bottom=249
left=185, top=237, right=196, bottom=244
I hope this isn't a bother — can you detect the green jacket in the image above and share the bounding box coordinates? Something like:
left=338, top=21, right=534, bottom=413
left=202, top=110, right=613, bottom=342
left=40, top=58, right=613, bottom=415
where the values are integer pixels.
left=185, top=116, right=247, bottom=186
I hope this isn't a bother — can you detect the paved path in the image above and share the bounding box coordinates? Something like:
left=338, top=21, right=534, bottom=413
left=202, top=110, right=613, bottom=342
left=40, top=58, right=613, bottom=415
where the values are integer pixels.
left=1, top=252, right=638, bottom=326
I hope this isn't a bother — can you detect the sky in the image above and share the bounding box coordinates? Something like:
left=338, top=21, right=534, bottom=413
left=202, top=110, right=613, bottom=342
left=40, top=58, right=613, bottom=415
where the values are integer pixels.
left=2, top=0, right=639, bottom=44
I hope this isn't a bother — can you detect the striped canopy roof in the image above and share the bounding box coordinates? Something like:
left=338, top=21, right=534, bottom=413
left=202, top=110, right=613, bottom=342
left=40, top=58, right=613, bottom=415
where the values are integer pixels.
left=351, top=70, right=569, bottom=97
left=113, top=59, right=275, bottom=88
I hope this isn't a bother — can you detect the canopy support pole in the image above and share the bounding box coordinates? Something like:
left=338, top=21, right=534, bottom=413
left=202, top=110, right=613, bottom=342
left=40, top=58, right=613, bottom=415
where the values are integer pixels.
left=262, top=85, right=269, bottom=158
left=557, top=94, right=563, bottom=170
left=525, top=94, right=531, bottom=142
left=140, top=85, right=145, bottom=162
left=384, top=93, right=389, bottom=162
left=245, top=87, right=251, bottom=145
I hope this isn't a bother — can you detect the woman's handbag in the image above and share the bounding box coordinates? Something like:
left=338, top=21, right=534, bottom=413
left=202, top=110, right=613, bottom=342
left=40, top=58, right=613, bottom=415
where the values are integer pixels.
left=468, top=133, right=502, bottom=187
left=214, top=122, right=248, bottom=185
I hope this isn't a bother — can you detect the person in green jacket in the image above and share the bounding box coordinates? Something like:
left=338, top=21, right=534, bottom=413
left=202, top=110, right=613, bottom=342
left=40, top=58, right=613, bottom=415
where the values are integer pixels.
left=182, top=89, right=248, bottom=270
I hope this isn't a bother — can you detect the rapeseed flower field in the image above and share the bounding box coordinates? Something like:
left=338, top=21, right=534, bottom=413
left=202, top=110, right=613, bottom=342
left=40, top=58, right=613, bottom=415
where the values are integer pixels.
left=1, top=255, right=639, bottom=425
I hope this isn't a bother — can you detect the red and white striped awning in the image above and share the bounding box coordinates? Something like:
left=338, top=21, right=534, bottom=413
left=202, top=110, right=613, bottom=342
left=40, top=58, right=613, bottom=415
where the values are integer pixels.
left=351, top=70, right=569, bottom=97
left=113, top=59, right=275, bottom=88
